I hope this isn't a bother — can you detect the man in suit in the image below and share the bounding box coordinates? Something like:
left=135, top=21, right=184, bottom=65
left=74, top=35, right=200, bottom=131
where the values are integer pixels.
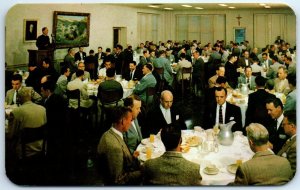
left=67, top=70, right=93, bottom=109
left=71, top=61, right=90, bottom=81
left=277, top=110, right=296, bottom=176
left=204, top=87, right=242, bottom=132
left=123, top=95, right=143, bottom=154
left=192, top=50, right=206, bottom=95
left=260, top=52, right=272, bottom=71
left=40, top=81, right=68, bottom=183
left=208, top=64, right=231, bottom=89
left=267, top=56, right=285, bottom=79
left=114, top=44, right=125, bottom=75
left=237, top=66, right=256, bottom=91
left=74, top=46, right=86, bottom=62
left=143, top=122, right=202, bottom=185
left=133, top=63, right=157, bottom=103
left=98, top=59, right=112, bottom=79
left=54, top=66, right=70, bottom=99
left=7, top=87, right=47, bottom=158
left=266, top=97, right=287, bottom=154
left=64, top=48, right=77, bottom=75
left=40, top=57, right=59, bottom=82
left=5, top=74, right=42, bottom=105
left=95, top=46, right=105, bottom=65
left=245, top=76, right=276, bottom=128
left=238, top=50, right=253, bottom=68
left=232, top=123, right=292, bottom=185
left=274, top=66, right=290, bottom=95
left=284, top=73, right=296, bottom=112
left=124, top=61, right=142, bottom=81
left=97, top=107, right=141, bottom=185
left=84, top=49, right=99, bottom=80
left=146, top=90, right=185, bottom=137
left=36, top=27, right=51, bottom=50
left=153, top=50, right=174, bottom=87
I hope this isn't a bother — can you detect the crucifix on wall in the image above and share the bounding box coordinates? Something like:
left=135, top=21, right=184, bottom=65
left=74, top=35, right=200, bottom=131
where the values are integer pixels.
left=236, top=15, right=242, bottom=26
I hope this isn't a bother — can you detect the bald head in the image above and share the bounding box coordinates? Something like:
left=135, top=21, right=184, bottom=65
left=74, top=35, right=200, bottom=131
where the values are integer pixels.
left=160, top=90, right=173, bottom=109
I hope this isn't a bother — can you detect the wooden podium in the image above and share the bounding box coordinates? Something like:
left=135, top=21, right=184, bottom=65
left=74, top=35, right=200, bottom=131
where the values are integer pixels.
left=28, top=49, right=54, bottom=68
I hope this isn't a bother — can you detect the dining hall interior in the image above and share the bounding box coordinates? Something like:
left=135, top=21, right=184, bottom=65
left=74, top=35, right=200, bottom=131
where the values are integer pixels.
left=3, top=2, right=297, bottom=187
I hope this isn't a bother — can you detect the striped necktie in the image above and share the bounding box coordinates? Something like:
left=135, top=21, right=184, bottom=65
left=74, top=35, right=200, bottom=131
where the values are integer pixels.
left=219, top=105, right=223, bottom=124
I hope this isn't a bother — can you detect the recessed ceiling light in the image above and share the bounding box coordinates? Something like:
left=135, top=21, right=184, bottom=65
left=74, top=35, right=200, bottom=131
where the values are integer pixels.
left=228, top=7, right=236, bottom=9
left=195, top=7, right=203, bottom=10
left=164, top=7, right=173, bottom=10
left=219, top=4, right=228, bottom=7
left=182, top=5, right=192, bottom=8
left=148, top=5, right=159, bottom=8
left=259, top=3, right=266, bottom=6
left=264, top=6, right=271, bottom=8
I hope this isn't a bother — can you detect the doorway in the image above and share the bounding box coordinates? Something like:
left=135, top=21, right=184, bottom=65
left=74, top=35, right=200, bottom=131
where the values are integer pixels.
left=113, top=27, right=127, bottom=48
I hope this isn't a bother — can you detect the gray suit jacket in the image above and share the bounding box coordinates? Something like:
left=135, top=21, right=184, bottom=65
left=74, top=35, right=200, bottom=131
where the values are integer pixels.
left=54, top=75, right=68, bottom=99
left=238, top=75, right=256, bottom=91
left=233, top=150, right=292, bottom=185
left=284, top=89, right=296, bottom=111
left=274, top=78, right=290, bottom=95
left=5, top=86, right=42, bottom=105
left=124, top=119, right=143, bottom=154
left=133, top=73, right=157, bottom=102
left=277, top=136, right=296, bottom=176
left=97, top=128, right=141, bottom=185
left=143, top=151, right=202, bottom=185
left=153, top=57, right=174, bottom=86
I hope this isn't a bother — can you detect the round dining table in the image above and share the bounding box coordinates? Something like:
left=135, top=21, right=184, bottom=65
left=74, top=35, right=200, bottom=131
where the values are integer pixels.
left=137, top=129, right=255, bottom=185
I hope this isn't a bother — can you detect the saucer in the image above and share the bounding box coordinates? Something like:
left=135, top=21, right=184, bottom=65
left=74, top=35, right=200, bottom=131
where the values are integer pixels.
left=203, top=167, right=219, bottom=175
left=227, top=164, right=238, bottom=174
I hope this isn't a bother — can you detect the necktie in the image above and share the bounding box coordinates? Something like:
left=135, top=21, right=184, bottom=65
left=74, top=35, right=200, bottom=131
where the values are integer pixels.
left=219, top=105, right=223, bottom=124
left=274, top=119, right=278, bottom=131
left=13, top=90, right=17, bottom=104
left=247, top=78, right=250, bottom=89
left=130, top=72, right=133, bottom=80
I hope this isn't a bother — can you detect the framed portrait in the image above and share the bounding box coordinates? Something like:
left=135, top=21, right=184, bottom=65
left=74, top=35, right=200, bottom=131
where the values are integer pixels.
left=53, top=11, right=90, bottom=48
left=234, top=27, right=246, bottom=44
left=24, top=19, right=38, bottom=42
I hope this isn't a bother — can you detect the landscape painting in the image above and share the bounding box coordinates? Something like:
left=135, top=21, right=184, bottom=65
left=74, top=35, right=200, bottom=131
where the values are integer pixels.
left=53, top=11, right=90, bottom=48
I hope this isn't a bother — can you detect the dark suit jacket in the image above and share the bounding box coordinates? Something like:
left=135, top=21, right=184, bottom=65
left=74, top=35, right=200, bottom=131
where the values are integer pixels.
left=237, top=57, right=253, bottom=68
left=143, top=151, right=202, bottom=185
left=267, top=119, right=287, bottom=154
left=95, top=52, right=105, bottom=60
left=277, top=136, right=296, bottom=176
left=245, top=89, right=276, bottom=127
left=124, top=69, right=142, bottom=81
left=145, top=105, right=186, bottom=137
left=204, top=102, right=242, bottom=132
left=74, top=51, right=86, bottom=62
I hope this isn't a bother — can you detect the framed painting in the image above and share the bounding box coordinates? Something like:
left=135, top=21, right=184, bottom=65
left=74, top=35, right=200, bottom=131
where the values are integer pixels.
left=234, top=27, right=246, bottom=44
left=53, top=11, right=90, bottom=48
left=24, top=19, right=38, bottom=42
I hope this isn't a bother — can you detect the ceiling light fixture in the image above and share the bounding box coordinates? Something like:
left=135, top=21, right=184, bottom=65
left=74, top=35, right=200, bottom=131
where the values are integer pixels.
left=264, top=6, right=271, bottom=8
left=219, top=4, right=228, bottom=7
left=228, top=7, right=236, bottom=9
left=259, top=3, right=266, bottom=6
left=164, top=7, right=173, bottom=10
left=182, top=5, right=192, bottom=8
left=195, top=7, right=203, bottom=9
left=148, top=5, right=159, bottom=8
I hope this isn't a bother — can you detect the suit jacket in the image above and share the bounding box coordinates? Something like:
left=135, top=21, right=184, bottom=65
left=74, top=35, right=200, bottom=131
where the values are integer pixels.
left=208, top=74, right=231, bottom=89
left=193, top=57, right=205, bottom=86
left=237, top=57, right=253, bottom=68
left=139, top=56, right=148, bottom=66
left=133, top=73, right=157, bottom=103
left=74, top=51, right=86, bottom=62
left=205, top=102, right=242, bottom=132
left=124, top=69, right=142, bottom=81
left=97, top=128, right=141, bottom=185
left=54, top=75, right=68, bottom=99
left=145, top=105, right=185, bottom=137
left=64, top=54, right=77, bottom=74
left=7, top=101, right=47, bottom=158
left=274, top=78, right=290, bottom=95
left=124, top=119, right=143, bottom=154
left=67, top=78, right=93, bottom=108
left=5, top=86, right=42, bottom=105
left=143, top=151, right=202, bottom=185
left=95, top=52, right=105, bottom=60
left=267, top=118, right=287, bottom=154
left=245, top=89, right=276, bottom=128
left=267, top=62, right=285, bottom=79
left=233, top=150, right=292, bottom=185
left=237, top=75, right=256, bottom=91
left=153, top=57, right=173, bottom=86
left=283, top=89, right=296, bottom=111
left=277, top=136, right=296, bottom=176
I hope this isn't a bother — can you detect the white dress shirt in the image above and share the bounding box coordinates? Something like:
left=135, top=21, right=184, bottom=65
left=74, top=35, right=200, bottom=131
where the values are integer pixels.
left=216, top=102, right=227, bottom=125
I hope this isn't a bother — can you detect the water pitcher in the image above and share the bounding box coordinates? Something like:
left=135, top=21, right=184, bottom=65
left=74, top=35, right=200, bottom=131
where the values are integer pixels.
left=218, top=121, right=236, bottom=146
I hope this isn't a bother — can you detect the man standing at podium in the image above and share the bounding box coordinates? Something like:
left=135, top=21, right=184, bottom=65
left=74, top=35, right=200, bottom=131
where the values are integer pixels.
left=36, top=27, right=51, bottom=50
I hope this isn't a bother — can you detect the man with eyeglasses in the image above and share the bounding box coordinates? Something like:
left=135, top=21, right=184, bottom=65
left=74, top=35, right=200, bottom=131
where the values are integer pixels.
left=71, top=61, right=90, bottom=81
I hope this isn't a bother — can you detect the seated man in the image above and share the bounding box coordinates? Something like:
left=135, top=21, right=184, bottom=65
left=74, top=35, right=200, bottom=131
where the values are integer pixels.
left=277, top=110, right=296, bottom=176
left=71, top=61, right=90, bottom=81
left=274, top=66, right=290, bottom=95
left=142, top=122, right=202, bottom=185
left=133, top=63, right=157, bottom=103
left=97, top=68, right=123, bottom=106
left=204, top=87, right=242, bottom=131
left=54, top=66, right=70, bottom=99
left=5, top=74, right=42, bottom=105
left=98, top=59, right=112, bottom=79
left=238, top=66, right=256, bottom=91
left=97, top=107, right=141, bottom=185
left=174, top=53, right=192, bottom=83
left=208, top=64, right=231, bottom=89
left=67, top=69, right=93, bottom=109
left=146, top=90, right=185, bottom=137
left=124, top=61, right=142, bottom=81
left=231, top=123, right=292, bottom=185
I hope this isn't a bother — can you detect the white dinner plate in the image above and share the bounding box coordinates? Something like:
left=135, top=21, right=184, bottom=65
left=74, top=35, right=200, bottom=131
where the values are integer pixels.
left=203, top=167, right=219, bottom=175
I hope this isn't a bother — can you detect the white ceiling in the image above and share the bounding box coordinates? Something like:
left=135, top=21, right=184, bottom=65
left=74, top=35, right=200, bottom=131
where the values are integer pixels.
left=118, top=3, right=291, bottom=11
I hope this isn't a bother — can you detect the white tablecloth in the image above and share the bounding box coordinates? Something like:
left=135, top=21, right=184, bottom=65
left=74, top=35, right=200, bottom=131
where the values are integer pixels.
left=137, top=129, right=254, bottom=185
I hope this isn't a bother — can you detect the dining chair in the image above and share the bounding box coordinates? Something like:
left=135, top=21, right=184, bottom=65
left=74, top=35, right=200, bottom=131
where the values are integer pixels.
left=145, top=86, right=157, bottom=111
left=181, top=67, right=192, bottom=96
